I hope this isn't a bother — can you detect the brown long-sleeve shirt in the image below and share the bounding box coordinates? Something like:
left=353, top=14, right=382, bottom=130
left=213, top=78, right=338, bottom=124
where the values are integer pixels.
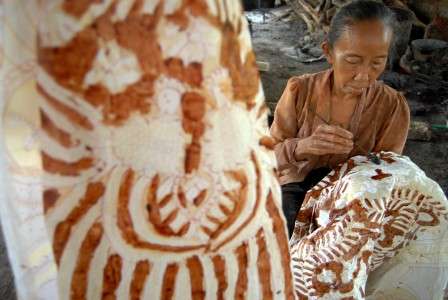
left=270, top=69, right=410, bottom=185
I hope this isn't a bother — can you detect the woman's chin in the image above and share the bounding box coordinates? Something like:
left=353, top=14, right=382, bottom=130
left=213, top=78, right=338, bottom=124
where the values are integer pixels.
left=343, top=87, right=363, bottom=96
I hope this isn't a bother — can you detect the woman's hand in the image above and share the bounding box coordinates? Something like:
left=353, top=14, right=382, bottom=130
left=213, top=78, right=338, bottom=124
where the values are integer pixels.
left=295, top=124, right=354, bottom=159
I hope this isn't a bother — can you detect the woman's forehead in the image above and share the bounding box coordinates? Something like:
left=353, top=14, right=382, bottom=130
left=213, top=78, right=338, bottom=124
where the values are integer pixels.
left=334, top=20, right=393, bottom=55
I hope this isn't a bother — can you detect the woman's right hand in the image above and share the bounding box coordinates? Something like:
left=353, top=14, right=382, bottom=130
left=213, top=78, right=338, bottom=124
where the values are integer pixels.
left=294, top=124, right=354, bottom=159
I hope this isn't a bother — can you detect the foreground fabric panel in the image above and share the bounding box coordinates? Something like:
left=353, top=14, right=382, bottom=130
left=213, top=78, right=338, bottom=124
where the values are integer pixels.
left=0, top=1, right=60, bottom=299
left=290, top=152, right=448, bottom=299
left=30, top=0, right=295, bottom=299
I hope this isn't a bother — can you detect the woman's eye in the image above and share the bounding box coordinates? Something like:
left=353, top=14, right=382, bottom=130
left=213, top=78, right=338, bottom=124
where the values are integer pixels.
left=372, top=61, right=384, bottom=68
left=345, top=58, right=360, bottom=64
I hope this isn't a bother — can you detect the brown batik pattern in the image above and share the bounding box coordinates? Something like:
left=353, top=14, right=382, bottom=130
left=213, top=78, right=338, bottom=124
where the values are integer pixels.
left=37, top=0, right=294, bottom=299
left=290, top=152, right=448, bottom=299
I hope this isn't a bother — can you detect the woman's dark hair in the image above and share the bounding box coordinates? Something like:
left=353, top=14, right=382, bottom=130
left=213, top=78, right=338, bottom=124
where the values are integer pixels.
left=328, top=0, right=395, bottom=47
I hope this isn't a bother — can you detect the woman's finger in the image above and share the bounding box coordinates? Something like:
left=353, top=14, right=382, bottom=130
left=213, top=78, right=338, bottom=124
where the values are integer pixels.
left=318, top=124, right=353, bottom=140
left=315, top=132, right=354, bottom=147
left=310, top=139, right=352, bottom=154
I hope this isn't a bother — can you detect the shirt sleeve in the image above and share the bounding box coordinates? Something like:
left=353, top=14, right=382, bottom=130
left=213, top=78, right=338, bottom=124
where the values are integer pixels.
left=374, top=92, right=410, bottom=154
left=270, top=77, right=307, bottom=172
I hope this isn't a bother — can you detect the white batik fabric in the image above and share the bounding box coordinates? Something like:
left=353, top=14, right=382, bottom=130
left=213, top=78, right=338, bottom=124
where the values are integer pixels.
left=290, top=152, right=448, bottom=300
left=0, top=0, right=296, bottom=299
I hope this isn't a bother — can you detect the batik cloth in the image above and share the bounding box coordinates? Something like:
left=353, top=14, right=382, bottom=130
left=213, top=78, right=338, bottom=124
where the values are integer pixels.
left=290, top=152, right=448, bottom=300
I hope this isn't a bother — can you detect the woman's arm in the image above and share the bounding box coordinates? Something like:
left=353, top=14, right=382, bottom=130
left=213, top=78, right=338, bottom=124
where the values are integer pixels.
left=374, top=93, right=410, bottom=154
left=270, top=77, right=354, bottom=172
left=270, top=78, right=305, bottom=171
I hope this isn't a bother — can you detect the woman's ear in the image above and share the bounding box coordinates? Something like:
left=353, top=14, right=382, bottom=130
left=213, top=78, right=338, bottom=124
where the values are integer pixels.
left=321, top=40, right=334, bottom=64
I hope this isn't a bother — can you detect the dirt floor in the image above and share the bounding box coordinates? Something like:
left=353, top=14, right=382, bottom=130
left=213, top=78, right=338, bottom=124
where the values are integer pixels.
left=249, top=7, right=448, bottom=195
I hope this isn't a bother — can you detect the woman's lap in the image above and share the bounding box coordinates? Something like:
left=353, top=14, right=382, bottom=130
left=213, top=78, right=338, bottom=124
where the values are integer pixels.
left=281, top=184, right=306, bottom=238
left=281, top=168, right=332, bottom=237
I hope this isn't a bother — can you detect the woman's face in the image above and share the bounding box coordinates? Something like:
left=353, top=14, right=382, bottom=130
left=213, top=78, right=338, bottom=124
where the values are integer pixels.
left=323, top=19, right=393, bottom=97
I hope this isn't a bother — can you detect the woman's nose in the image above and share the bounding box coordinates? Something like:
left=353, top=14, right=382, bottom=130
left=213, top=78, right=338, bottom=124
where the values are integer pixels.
left=354, top=69, right=369, bottom=82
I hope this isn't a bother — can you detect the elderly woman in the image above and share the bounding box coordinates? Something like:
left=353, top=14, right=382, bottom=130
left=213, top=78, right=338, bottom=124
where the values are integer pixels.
left=272, top=2, right=448, bottom=298
left=270, top=0, right=410, bottom=236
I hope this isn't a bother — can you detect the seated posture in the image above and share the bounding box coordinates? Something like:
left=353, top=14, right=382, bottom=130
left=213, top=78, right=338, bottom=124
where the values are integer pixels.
left=270, top=0, right=410, bottom=237
left=271, top=1, right=448, bottom=298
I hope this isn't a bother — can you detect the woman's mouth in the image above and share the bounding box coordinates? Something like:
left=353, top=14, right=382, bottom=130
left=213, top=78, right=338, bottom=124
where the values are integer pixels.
left=344, top=86, right=365, bottom=94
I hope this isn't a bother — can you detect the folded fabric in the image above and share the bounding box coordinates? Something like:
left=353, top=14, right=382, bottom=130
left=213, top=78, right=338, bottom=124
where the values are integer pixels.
left=290, top=152, right=448, bottom=299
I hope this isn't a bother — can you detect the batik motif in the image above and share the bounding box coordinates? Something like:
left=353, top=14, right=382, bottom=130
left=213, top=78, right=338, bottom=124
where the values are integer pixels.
left=290, top=152, right=448, bottom=299
left=36, top=1, right=294, bottom=299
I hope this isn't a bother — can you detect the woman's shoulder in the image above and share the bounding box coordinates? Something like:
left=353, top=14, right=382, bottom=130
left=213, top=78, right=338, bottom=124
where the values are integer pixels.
left=286, top=69, right=330, bottom=90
